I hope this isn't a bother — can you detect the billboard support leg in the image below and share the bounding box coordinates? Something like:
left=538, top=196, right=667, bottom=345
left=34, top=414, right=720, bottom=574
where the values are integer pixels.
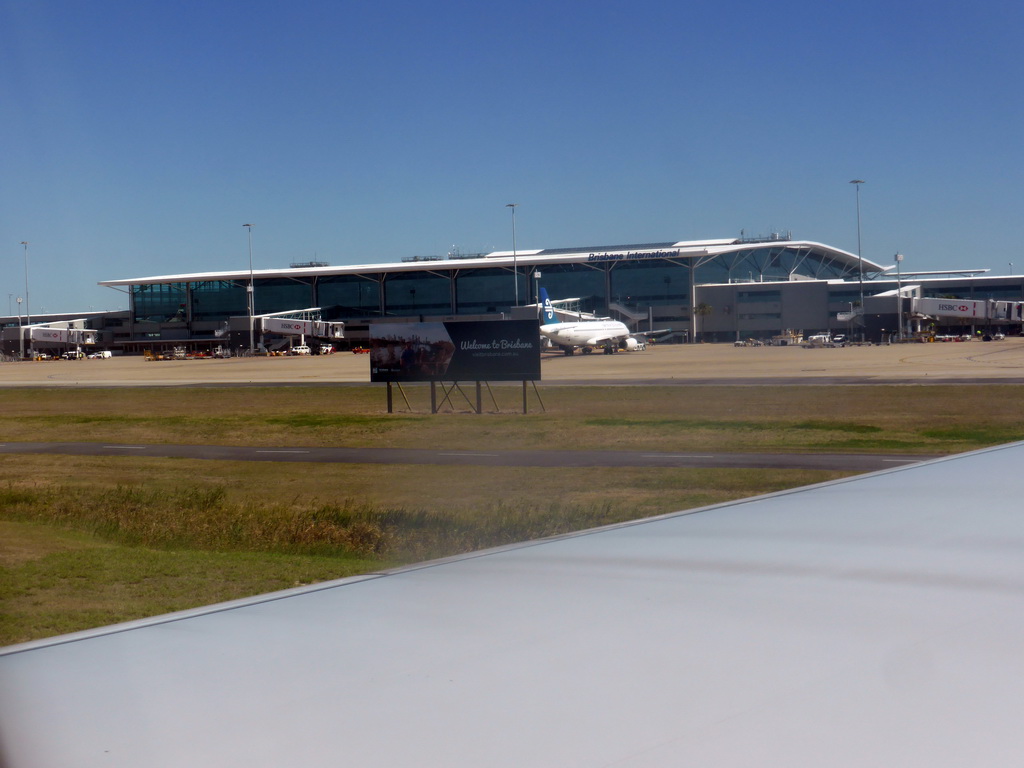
left=430, top=381, right=437, bottom=414
left=475, top=381, right=482, bottom=414
left=396, top=383, right=412, bottom=411
left=484, top=382, right=500, bottom=412
left=525, top=380, right=545, bottom=414
left=385, top=383, right=412, bottom=413
left=436, top=382, right=471, bottom=412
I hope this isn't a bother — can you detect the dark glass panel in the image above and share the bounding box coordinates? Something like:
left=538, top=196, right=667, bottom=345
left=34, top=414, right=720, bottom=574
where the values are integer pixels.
left=455, top=268, right=530, bottom=313
left=383, top=272, right=452, bottom=316
left=191, top=280, right=247, bottom=321
left=922, top=285, right=972, bottom=298
left=609, top=260, right=690, bottom=307
left=694, top=259, right=730, bottom=285
left=133, top=283, right=187, bottom=323
left=252, top=278, right=314, bottom=315
left=318, top=275, right=382, bottom=316
left=527, top=263, right=605, bottom=312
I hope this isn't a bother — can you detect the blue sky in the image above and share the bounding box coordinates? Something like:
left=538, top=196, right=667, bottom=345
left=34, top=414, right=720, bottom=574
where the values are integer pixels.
left=3, top=0, right=1022, bottom=313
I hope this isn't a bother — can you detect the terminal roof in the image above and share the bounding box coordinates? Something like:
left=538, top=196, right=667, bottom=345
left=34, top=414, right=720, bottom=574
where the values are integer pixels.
left=98, top=238, right=884, bottom=287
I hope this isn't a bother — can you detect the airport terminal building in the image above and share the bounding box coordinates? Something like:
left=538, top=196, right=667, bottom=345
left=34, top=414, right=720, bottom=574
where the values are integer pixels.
left=96, top=235, right=875, bottom=350
left=4, top=234, right=1022, bottom=355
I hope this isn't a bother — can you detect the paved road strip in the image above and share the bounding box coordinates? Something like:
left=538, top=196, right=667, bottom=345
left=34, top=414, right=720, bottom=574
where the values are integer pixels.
left=0, top=441, right=939, bottom=471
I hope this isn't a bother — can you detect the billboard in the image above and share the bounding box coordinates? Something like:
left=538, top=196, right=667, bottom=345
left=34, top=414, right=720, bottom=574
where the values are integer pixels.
left=370, top=320, right=541, bottom=382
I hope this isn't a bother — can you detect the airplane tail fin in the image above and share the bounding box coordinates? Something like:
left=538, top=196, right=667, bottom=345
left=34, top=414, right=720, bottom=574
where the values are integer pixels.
left=539, top=287, right=558, bottom=325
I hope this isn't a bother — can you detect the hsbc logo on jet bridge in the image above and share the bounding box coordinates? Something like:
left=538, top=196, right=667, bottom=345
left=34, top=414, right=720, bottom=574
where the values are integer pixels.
left=937, top=303, right=971, bottom=312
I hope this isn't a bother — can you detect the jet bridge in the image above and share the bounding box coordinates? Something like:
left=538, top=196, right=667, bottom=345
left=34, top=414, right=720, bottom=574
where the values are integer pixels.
left=255, top=309, right=345, bottom=352
left=853, top=292, right=1024, bottom=341
left=260, top=317, right=345, bottom=340
left=914, top=296, right=1024, bottom=322
left=7, top=321, right=98, bottom=358
left=29, top=326, right=98, bottom=345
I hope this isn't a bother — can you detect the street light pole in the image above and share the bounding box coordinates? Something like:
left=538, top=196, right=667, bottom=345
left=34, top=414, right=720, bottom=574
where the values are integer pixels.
left=16, top=297, right=23, bottom=359
left=19, top=241, right=30, bottom=328
left=895, top=252, right=904, bottom=342
left=19, top=241, right=30, bottom=358
left=243, top=224, right=255, bottom=354
left=849, top=180, right=865, bottom=340
left=506, top=203, right=518, bottom=308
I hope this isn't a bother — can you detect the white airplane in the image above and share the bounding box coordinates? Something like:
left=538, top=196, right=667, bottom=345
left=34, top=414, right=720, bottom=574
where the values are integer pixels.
left=538, top=287, right=640, bottom=355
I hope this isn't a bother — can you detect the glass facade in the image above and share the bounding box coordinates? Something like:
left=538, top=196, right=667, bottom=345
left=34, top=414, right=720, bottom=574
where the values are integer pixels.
left=133, top=283, right=187, bottom=323
left=914, top=282, right=1024, bottom=301
left=253, top=278, right=314, bottom=315
left=192, top=280, right=247, bottom=322
left=384, top=272, right=451, bottom=316
left=975, top=285, right=1024, bottom=300
left=922, top=284, right=974, bottom=299
left=527, top=263, right=604, bottom=312
left=318, top=275, right=382, bottom=316
left=797, top=249, right=852, bottom=279
left=609, top=260, right=690, bottom=308
left=454, top=268, right=512, bottom=314
left=698, top=246, right=851, bottom=283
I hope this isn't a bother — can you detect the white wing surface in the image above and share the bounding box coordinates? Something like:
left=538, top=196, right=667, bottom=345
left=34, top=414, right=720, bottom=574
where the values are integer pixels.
left=3, top=444, right=1024, bottom=766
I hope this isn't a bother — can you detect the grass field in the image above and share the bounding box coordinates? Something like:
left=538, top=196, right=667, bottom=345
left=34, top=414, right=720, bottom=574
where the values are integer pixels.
left=4, top=383, right=1024, bottom=646
left=4, top=383, right=1024, bottom=452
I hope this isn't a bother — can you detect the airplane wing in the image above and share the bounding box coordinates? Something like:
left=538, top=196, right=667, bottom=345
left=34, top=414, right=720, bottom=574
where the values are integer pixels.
left=4, top=444, right=1024, bottom=766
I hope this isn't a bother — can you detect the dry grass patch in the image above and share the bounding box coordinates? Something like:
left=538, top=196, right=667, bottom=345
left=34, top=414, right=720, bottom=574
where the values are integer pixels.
left=0, top=539, right=380, bottom=646
left=0, top=521, right=106, bottom=567
left=2, top=384, right=1023, bottom=454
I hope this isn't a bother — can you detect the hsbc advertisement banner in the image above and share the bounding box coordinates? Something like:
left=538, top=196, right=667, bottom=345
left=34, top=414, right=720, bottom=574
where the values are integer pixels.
left=915, top=297, right=1024, bottom=321
left=263, top=317, right=314, bottom=336
left=30, top=328, right=71, bottom=343
left=918, top=298, right=986, bottom=319
left=370, top=320, right=541, bottom=382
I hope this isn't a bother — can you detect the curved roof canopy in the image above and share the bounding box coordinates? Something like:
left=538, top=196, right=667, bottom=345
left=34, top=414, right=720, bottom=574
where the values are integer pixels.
left=98, top=238, right=884, bottom=288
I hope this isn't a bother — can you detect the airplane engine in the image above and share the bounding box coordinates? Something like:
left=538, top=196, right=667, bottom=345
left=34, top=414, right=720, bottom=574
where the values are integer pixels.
left=623, top=337, right=640, bottom=350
